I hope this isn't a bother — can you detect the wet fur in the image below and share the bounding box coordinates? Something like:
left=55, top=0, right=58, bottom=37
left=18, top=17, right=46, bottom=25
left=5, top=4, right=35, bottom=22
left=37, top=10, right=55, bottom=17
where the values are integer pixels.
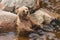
left=16, top=6, right=40, bottom=38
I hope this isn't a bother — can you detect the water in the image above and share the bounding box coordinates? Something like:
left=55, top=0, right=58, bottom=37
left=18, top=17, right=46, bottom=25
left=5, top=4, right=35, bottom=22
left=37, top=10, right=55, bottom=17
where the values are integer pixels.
left=0, top=31, right=60, bottom=40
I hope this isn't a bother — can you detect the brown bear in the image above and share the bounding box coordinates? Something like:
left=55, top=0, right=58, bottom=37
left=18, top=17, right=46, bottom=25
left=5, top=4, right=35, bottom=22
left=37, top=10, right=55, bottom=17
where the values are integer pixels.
left=16, top=6, right=40, bottom=40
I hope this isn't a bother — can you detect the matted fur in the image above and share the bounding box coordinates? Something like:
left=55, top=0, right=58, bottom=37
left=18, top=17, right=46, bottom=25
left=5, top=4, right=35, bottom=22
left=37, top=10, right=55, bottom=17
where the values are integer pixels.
left=16, top=6, right=40, bottom=37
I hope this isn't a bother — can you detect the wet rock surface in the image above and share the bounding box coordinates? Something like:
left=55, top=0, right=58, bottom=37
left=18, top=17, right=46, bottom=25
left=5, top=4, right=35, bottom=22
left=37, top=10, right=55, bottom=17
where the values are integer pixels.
left=0, top=32, right=59, bottom=40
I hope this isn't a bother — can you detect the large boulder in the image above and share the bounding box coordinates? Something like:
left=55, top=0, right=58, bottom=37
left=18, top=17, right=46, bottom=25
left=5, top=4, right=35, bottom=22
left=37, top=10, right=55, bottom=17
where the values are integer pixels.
left=0, top=0, right=1, bottom=2
left=0, top=10, right=17, bottom=33
left=0, top=0, right=35, bottom=12
left=31, top=9, right=54, bottom=25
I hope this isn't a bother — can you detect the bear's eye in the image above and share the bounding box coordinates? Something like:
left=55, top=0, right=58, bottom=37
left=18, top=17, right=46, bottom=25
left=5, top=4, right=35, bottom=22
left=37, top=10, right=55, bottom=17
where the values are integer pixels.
left=23, top=10, right=25, bottom=12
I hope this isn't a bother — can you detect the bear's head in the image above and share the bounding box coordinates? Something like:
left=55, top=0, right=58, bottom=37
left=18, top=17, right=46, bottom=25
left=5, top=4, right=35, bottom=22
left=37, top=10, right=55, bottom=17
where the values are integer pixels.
left=16, top=6, right=30, bottom=17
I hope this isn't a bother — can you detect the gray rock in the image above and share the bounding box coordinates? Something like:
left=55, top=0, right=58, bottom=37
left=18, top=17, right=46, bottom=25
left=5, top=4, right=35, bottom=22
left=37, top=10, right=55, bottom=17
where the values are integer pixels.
left=31, top=9, right=53, bottom=24
left=1, top=0, right=35, bottom=12
left=0, top=0, right=2, bottom=2
left=0, top=10, right=17, bottom=32
left=29, top=33, right=40, bottom=40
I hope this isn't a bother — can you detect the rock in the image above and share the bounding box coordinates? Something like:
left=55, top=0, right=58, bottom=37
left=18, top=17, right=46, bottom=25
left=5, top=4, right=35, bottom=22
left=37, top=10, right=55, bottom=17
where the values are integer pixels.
left=47, top=33, right=56, bottom=40
left=29, top=33, right=40, bottom=40
left=29, top=33, right=47, bottom=40
left=31, top=9, right=53, bottom=25
left=43, top=25, right=54, bottom=32
left=1, top=0, right=35, bottom=12
left=0, top=10, right=17, bottom=33
left=0, top=0, right=2, bottom=2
